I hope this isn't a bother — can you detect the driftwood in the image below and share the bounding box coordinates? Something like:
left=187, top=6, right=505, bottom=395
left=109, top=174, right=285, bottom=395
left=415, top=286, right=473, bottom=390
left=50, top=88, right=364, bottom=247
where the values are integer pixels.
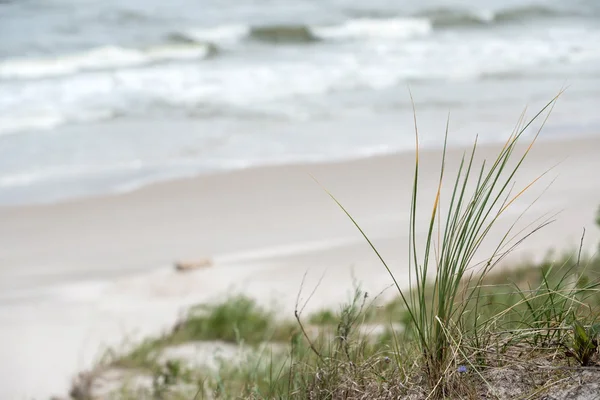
left=174, top=258, right=213, bottom=272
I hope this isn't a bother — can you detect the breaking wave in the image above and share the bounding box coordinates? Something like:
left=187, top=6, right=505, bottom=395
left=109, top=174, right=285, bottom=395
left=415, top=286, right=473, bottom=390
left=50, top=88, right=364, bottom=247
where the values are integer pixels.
left=173, top=4, right=572, bottom=46
left=418, top=5, right=570, bottom=28
left=178, top=17, right=432, bottom=45
left=0, top=43, right=217, bottom=80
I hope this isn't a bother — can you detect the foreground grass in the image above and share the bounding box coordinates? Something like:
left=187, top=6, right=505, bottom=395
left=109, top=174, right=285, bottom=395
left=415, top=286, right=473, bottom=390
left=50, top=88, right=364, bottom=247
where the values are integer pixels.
left=71, top=253, right=600, bottom=399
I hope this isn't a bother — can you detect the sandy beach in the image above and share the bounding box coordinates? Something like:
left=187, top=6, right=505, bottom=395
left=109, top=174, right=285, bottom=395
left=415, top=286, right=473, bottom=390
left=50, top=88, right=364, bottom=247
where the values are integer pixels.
left=0, top=133, right=598, bottom=399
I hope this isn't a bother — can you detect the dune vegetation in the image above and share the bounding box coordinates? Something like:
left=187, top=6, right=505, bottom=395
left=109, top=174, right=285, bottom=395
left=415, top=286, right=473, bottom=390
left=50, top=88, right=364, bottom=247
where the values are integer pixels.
left=69, top=97, right=600, bottom=399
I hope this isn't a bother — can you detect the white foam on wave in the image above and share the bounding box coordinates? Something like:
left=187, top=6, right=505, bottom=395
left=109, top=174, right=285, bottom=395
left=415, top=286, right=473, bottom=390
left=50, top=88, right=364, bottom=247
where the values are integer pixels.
left=0, top=160, right=144, bottom=188
left=0, top=108, right=115, bottom=136
left=1, top=25, right=599, bottom=138
left=313, top=17, right=432, bottom=40
left=0, top=112, right=66, bottom=135
left=470, top=9, right=496, bottom=23
left=0, top=43, right=213, bottom=80
left=183, top=24, right=250, bottom=43
left=183, top=18, right=431, bottom=44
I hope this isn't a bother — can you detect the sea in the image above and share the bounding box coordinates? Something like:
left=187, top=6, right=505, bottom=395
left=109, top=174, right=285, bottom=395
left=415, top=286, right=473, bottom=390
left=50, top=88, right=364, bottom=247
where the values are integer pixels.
left=1, top=0, right=600, bottom=205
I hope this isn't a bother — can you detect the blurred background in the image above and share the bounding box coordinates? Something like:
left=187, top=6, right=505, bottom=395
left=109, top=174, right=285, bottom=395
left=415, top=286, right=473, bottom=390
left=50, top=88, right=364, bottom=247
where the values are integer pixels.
left=1, top=0, right=600, bottom=205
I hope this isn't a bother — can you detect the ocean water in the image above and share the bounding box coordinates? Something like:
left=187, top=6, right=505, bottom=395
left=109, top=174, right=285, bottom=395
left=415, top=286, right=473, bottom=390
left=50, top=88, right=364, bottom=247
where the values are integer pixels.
left=1, top=0, right=600, bottom=205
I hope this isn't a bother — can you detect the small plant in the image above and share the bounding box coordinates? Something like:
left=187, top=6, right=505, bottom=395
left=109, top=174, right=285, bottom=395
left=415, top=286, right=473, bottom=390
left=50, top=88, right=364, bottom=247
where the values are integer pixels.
left=335, top=287, right=368, bottom=358
left=111, top=337, right=163, bottom=370
left=152, top=360, right=187, bottom=398
left=172, top=295, right=296, bottom=344
left=566, top=319, right=600, bottom=366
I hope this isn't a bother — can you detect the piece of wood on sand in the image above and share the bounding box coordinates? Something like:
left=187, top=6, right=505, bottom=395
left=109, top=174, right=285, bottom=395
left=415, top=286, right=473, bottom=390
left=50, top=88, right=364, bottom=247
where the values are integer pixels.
left=174, top=258, right=213, bottom=272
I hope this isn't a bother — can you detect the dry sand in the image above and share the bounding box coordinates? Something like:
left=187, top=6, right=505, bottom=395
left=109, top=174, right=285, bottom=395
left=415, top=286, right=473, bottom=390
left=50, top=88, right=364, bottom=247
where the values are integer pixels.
left=0, top=134, right=599, bottom=399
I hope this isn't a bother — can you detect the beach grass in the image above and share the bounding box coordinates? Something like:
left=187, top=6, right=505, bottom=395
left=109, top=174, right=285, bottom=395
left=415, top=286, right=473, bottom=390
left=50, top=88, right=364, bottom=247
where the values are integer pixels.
left=73, top=253, right=600, bottom=399
left=80, top=252, right=600, bottom=399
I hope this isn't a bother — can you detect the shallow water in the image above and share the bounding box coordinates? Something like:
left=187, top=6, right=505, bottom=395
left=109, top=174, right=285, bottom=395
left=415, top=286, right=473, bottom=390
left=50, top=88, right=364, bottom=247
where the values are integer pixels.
left=1, top=0, right=600, bottom=204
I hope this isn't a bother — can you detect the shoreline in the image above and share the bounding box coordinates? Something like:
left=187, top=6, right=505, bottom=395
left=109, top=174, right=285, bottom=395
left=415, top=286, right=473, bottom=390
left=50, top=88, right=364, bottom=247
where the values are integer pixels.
left=1, top=133, right=600, bottom=399
left=1, top=130, right=597, bottom=210
left=2, top=123, right=598, bottom=209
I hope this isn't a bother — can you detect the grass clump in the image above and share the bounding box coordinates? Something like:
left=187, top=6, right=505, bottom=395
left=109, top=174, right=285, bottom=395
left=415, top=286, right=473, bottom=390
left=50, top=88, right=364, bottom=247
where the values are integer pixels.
left=325, top=95, right=563, bottom=395
left=104, top=295, right=297, bottom=374
left=171, top=295, right=297, bottom=344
